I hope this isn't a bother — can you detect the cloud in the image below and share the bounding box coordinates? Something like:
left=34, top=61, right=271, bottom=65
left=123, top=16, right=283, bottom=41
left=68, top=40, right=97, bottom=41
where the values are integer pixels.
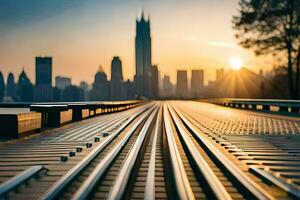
left=207, top=41, right=237, bottom=48
left=183, top=36, right=237, bottom=49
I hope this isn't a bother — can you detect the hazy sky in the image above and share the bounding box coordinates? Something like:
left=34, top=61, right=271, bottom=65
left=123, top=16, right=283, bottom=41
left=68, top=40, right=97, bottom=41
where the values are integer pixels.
left=0, top=0, right=272, bottom=85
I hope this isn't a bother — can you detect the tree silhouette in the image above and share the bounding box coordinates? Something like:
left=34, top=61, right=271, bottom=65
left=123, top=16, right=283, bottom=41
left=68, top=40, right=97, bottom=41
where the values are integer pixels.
left=233, top=0, right=300, bottom=99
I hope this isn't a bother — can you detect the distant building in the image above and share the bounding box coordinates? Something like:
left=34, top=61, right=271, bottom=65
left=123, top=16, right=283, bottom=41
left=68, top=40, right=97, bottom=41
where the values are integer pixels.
left=34, top=57, right=53, bottom=102
left=6, top=72, right=16, bottom=99
left=191, top=69, right=204, bottom=98
left=62, top=85, right=83, bottom=102
left=216, top=68, right=225, bottom=81
left=124, top=80, right=136, bottom=100
left=135, top=11, right=152, bottom=98
left=90, top=66, right=110, bottom=100
left=162, top=75, right=174, bottom=98
left=176, top=70, right=188, bottom=98
left=110, top=57, right=124, bottom=100
left=79, top=81, right=90, bottom=101
left=0, top=71, right=4, bottom=102
left=55, top=76, right=71, bottom=90
left=18, top=70, right=33, bottom=102
left=150, top=65, right=159, bottom=98
left=35, top=57, right=52, bottom=86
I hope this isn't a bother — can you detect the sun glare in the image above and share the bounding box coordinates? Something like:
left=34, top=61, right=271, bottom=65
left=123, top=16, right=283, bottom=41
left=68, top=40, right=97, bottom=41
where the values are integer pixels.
left=230, top=57, right=243, bottom=70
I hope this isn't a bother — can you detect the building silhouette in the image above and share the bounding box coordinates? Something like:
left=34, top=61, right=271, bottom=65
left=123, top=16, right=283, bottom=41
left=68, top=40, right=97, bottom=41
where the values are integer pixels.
left=62, top=85, right=83, bottom=102
left=191, top=69, right=204, bottom=98
left=216, top=68, right=225, bottom=81
left=55, top=76, right=71, bottom=90
left=80, top=81, right=90, bottom=101
left=18, top=70, right=33, bottom=102
left=34, top=57, right=53, bottom=102
left=150, top=65, right=159, bottom=98
left=6, top=72, right=16, bottom=100
left=90, top=66, right=110, bottom=100
left=176, top=70, right=188, bottom=98
left=135, top=11, right=152, bottom=97
left=162, top=75, right=174, bottom=98
left=110, top=57, right=124, bottom=100
left=0, top=72, right=4, bottom=102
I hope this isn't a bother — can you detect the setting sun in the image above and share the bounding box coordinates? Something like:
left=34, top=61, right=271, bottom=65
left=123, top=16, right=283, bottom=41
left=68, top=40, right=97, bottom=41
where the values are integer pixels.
left=230, top=57, right=243, bottom=70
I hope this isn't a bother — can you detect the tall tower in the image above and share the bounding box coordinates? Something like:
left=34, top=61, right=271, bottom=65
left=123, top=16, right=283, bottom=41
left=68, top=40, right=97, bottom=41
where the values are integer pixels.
left=191, top=69, right=204, bottom=98
left=34, top=57, right=53, bottom=102
left=176, top=70, right=188, bottom=99
left=135, top=11, right=152, bottom=97
left=111, top=57, right=124, bottom=100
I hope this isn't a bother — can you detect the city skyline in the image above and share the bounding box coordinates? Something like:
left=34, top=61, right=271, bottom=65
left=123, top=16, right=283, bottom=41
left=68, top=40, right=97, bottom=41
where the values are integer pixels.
left=0, top=0, right=272, bottom=85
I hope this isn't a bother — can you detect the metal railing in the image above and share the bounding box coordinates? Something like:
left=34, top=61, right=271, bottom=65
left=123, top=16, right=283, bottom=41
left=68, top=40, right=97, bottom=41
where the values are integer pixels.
left=203, top=98, right=300, bottom=114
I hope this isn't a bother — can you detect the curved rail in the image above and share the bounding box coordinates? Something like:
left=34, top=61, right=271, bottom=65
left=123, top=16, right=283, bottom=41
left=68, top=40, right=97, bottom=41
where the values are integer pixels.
left=40, top=104, right=153, bottom=200
left=71, top=105, right=157, bottom=200
left=163, top=103, right=195, bottom=200
left=107, top=107, right=159, bottom=200
left=0, top=166, right=47, bottom=196
left=168, top=104, right=232, bottom=200
left=174, top=107, right=275, bottom=200
left=144, top=105, right=162, bottom=200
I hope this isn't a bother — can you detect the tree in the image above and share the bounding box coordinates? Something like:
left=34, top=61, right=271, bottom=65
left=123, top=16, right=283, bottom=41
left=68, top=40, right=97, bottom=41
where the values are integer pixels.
left=233, top=0, right=300, bottom=99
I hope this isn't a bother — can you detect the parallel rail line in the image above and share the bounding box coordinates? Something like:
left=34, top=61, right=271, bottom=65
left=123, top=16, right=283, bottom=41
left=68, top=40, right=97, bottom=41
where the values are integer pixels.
left=1, top=101, right=298, bottom=200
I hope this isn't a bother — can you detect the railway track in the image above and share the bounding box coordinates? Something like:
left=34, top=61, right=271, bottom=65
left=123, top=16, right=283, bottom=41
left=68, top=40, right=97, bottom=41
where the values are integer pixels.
left=1, top=101, right=300, bottom=200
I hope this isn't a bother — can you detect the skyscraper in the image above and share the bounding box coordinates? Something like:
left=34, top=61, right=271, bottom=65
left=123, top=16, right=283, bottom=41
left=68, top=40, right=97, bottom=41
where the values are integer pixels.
left=18, top=70, right=33, bottom=102
left=90, top=66, right=110, bottom=100
left=150, top=65, right=159, bottom=98
left=35, top=57, right=52, bottom=86
left=6, top=72, right=16, bottom=99
left=135, top=11, right=152, bottom=97
left=191, top=69, right=204, bottom=98
left=0, top=72, right=4, bottom=102
left=176, top=70, right=188, bottom=98
left=55, top=76, right=71, bottom=90
left=110, top=57, right=124, bottom=100
left=34, top=57, right=53, bottom=102
left=162, top=75, right=174, bottom=98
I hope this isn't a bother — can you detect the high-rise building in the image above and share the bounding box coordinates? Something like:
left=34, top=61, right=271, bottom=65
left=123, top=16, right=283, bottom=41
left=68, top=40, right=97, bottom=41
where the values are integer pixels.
left=135, top=11, right=152, bottom=97
left=18, top=70, right=33, bottom=102
left=176, top=70, right=188, bottom=98
left=62, top=85, right=83, bottom=102
left=0, top=71, right=4, bottom=102
left=80, top=81, right=90, bottom=101
left=6, top=72, right=16, bottom=99
left=34, top=57, right=53, bottom=102
left=110, top=57, right=124, bottom=100
left=150, top=65, right=159, bottom=98
left=191, top=69, right=204, bottom=98
left=90, top=66, right=110, bottom=100
left=162, top=75, right=174, bottom=98
left=55, top=76, right=71, bottom=90
left=35, top=57, right=52, bottom=86
left=216, top=68, right=225, bottom=81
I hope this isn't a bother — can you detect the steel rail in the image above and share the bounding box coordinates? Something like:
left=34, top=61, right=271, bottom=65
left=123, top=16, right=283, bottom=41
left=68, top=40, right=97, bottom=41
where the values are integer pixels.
left=55, top=104, right=141, bottom=137
left=167, top=104, right=232, bottom=200
left=163, top=103, right=195, bottom=200
left=0, top=165, right=47, bottom=196
left=40, top=103, right=153, bottom=200
left=58, top=107, right=136, bottom=140
left=70, top=113, right=128, bottom=141
left=107, top=106, right=159, bottom=200
left=71, top=105, right=157, bottom=200
left=173, top=107, right=275, bottom=200
left=250, top=167, right=300, bottom=199
left=144, top=105, right=162, bottom=200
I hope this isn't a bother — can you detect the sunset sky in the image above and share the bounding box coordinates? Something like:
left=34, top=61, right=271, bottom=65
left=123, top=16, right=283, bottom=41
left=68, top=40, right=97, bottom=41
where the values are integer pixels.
left=0, top=0, right=273, bottom=85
